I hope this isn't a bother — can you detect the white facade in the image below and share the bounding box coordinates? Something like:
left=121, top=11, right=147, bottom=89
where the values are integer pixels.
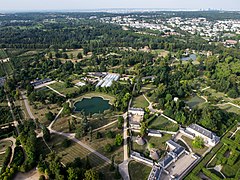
left=186, top=124, right=220, bottom=146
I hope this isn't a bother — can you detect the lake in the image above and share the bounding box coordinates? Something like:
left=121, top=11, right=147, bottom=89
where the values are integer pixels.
left=74, top=97, right=111, bottom=114
left=181, top=54, right=197, bottom=61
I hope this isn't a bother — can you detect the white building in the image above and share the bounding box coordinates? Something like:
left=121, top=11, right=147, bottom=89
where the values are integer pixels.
left=185, top=124, right=220, bottom=146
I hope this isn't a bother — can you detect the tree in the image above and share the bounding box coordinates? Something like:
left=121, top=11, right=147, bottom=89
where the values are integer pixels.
left=77, top=52, right=83, bottom=59
left=117, top=116, right=124, bottom=129
left=192, top=136, right=204, bottom=149
left=115, top=134, right=123, bottom=146
left=104, top=144, right=112, bottom=152
left=62, top=103, right=71, bottom=116
left=62, top=139, right=71, bottom=148
left=227, top=88, right=239, bottom=98
left=84, top=169, right=100, bottom=180
left=67, top=167, right=79, bottom=180
left=114, top=166, right=121, bottom=179
left=140, top=122, right=148, bottom=137
left=45, top=111, right=55, bottom=121
left=42, top=125, right=50, bottom=141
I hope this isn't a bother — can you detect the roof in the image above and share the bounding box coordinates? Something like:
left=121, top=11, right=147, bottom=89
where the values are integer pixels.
left=136, top=136, right=145, bottom=146
left=159, top=154, right=174, bottom=168
left=166, top=140, right=181, bottom=149
left=188, top=124, right=213, bottom=139
left=148, top=165, right=162, bottom=180
left=172, top=146, right=185, bottom=156
left=150, top=149, right=160, bottom=160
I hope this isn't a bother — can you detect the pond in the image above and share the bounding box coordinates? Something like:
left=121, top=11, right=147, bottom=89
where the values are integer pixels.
left=74, top=97, right=111, bottom=114
left=181, top=54, right=197, bottom=61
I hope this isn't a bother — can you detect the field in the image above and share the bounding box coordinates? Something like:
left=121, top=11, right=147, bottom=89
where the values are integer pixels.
left=0, top=140, right=12, bottom=153
left=0, top=154, right=5, bottom=167
left=128, top=160, right=152, bottom=180
left=182, top=136, right=209, bottom=156
left=151, top=49, right=169, bottom=58
left=73, top=92, right=116, bottom=105
left=132, top=95, right=149, bottom=108
left=148, top=116, right=179, bottom=132
left=48, top=82, right=79, bottom=96
left=46, top=134, right=115, bottom=179
left=218, top=104, right=240, bottom=115
left=52, top=116, right=72, bottom=133
left=186, top=95, right=206, bottom=108
left=132, top=133, right=172, bottom=156
left=81, top=122, right=124, bottom=164
left=29, top=97, right=61, bottom=126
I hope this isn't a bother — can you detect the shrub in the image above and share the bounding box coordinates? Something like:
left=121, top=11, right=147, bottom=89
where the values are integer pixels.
left=62, top=139, right=71, bottom=148
left=104, top=144, right=112, bottom=153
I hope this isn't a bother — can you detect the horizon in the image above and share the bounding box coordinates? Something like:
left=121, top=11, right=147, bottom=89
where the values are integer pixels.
left=1, top=0, right=240, bottom=12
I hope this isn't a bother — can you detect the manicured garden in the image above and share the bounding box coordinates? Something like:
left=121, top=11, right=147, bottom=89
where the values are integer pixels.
left=186, top=95, right=206, bottom=108
left=148, top=115, right=179, bottom=132
left=48, top=82, right=79, bottom=96
left=132, top=95, right=149, bottom=108
left=182, top=136, right=209, bottom=156
left=0, top=140, right=12, bottom=153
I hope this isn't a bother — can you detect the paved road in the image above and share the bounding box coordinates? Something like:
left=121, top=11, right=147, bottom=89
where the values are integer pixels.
left=46, top=85, right=66, bottom=97
left=34, top=80, right=56, bottom=89
left=21, top=91, right=35, bottom=120
left=48, top=107, right=64, bottom=129
left=92, top=120, right=118, bottom=132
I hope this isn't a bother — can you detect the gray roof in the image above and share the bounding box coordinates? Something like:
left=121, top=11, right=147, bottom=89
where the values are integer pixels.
left=148, top=165, right=162, bottom=180
left=159, top=154, right=174, bottom=168
left=167, top=140, right=181, bottom=149
left=189, top=124, right=213, bottom=139
left=173, top=146, right=185, bottom=156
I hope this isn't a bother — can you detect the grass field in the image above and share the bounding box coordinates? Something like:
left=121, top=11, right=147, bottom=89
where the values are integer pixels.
left=218, top=104, right=240, bottom=115
left=148, top=116, right=179, bottom=132
left=186, top=95, right=206, bottom=108
left=182, top=136, right=209, bottom=156
left=29, top=100, right=61, bottom=126
left=132, top=95, right=149, bottom=108
left=128, top=160, right=152, bottom=180
left=73, top=92, right=116, bottom=105
left=132, top=134, right=172, bottom=155
left=81, top=122, right=124, bottom=164
left=47, top=134, right=106, bottom=166
left=48, top=82, right=79, bottom=96
left=151, top=49, right=169, bottom=58
left=0, top=140, right=12, bottom=153
left=0, top=153, right=5, bottom=167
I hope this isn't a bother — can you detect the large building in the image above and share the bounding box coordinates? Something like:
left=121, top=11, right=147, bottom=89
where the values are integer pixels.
left=184, top=124, right=220, bottom=146
left=96, top=73, right=120, bottom=88
left=128, top=108, right=144, bottom=129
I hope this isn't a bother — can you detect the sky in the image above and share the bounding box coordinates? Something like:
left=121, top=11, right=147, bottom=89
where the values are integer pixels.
left=0, top=0, right=240, bottom=11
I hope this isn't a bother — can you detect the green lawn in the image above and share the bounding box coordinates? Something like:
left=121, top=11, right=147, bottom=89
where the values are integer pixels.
left=132, top=134, right=172, bottom=155
left=47, top=134, right=107, bottom=168
left=0, top=140, right=13, bottom=153
left=128, top=160, right=152, bottom=180
left=132, top=95, right=149, bottom=108
left=182, top=136, right=209, bottom=156
left=218, top=104, right=240, bottom=115
left=0, top=153, right=5, bottom=167
left=48, top=82, right=79, bottom=96
left=148, top=116, right=179, bottom=132
left=186, top=95, right=206, bottom=108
